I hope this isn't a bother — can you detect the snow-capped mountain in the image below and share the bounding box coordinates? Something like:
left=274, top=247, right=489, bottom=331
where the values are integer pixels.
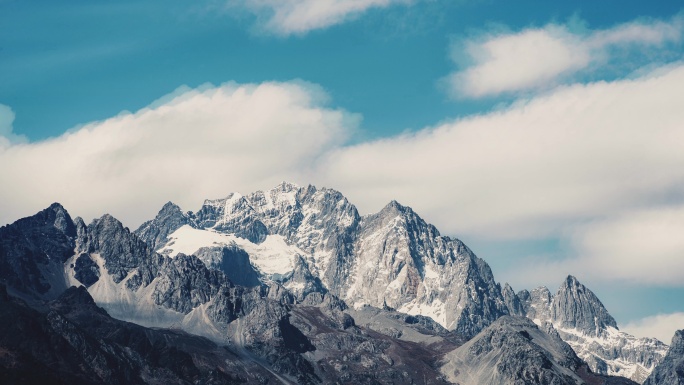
left=0, top=183, right=668, bottom=384
left=1, top=200, right=597, bottom=385
left=138, top=182, right=509, bottom=337
left=133, top=182, right=668, bottom=383
left=515, top=276, right=669, bottom=383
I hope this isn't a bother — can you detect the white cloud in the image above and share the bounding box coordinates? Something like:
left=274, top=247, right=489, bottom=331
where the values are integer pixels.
left=3, top=63, right=684, bottom=288
left=448, top=27, right=590, bottom=98
left=447, top=17, right=684, bottom=98
left=0, top=81, right=358, bottom=226
left=499, top=204, right=684, bottom=287
left=623, top=312, right=684, bottom=343
left=570, top=206, right=684, bottom=285
left=318, top=64, right=684, bottom=243
left=0, top=104, right=27, bottom=148
left=590, top=18, right=683, bottom=46
left=228, top=0, right=409, bottom=35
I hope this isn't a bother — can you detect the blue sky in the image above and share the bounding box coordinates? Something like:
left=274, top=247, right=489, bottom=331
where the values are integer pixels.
left=2, top=0, right=684, bottom=342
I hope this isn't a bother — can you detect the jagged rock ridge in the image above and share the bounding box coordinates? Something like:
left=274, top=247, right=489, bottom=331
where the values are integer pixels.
left=513, top=276, right=669, bottom=383
left=138, top=182, right=509, bottom=338
left=0, top=186, right=669, bottom=384
left=644, top=329, right=684, bottom=385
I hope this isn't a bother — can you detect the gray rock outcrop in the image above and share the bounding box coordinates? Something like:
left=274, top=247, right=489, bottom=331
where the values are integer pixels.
left=551, top=275, right=618, bottom=336
left=644, top=330, right=684, bottom=385
left=440, top=315, right=638, bottom=385
left=134, top=201, right=196, bottom=250
left=520, top=276, right=668, bottom=383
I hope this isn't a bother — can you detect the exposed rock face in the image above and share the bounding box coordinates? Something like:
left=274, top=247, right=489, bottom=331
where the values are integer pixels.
left=551, top=275, right=618, bottom=336
left=347, top=200, right=508, bottom=337
left=83, top=214, right=161, bottom=284
left=0, top=203, right=75, bottom=297
left=521, top=286, right=554, bottom=323
left=291, top=303, right=462, bottom=384
left=134, top=201, right=196, bottom=251
left=284, top=255, right=326, bottom=300
left=644, top=330, right=684, bottom=385
left=196, top=192, right=270, bottom=244
left=186, top=183, right=361, bottom=294
left=73, top=253, right=100, bottom=287
left=503, top=282, right=525, bottom=316
left=195, top=245, right=261, bottom=287
left=151, top=253, right=224, bottom=314
left=147, top=183, right=509, bottom=338
left=440, top=315, right=637, bottom=385
left=518, top=276, right=669, bottom=383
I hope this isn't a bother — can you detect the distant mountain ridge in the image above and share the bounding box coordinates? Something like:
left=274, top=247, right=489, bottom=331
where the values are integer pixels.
left=514, top=275, right=668, bottom=383
left=0, top=182, right=674, bottom=384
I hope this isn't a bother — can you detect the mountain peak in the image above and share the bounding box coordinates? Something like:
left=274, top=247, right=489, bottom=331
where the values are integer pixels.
left=379, top=200, right=410, bottom=216
left=98, top=213, right=122, bottom=226
left=272, top=181, right=299, bottom=192
left=502, top=282, right=525, bottom=316
left=551, top=275, right=618, bottom=335
left=160, top=201, right=181, bottom=212
left=48, top=202, right=66, bottom=211
left=674, top=330, right=684, bottom=347
left=135, top=200, right=197, bottom=250
left=154, top=201, right=189, bottom=222
left=9, top=202, right=77, bottom=239
left=562, top=274, right=581, bottom=287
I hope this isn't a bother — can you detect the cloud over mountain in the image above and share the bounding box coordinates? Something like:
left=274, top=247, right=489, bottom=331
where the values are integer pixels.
left=446, top=16, right=684, bottom=98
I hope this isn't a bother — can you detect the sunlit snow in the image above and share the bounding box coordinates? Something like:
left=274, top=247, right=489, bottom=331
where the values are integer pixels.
left=159, top=225, right=300, bottom=276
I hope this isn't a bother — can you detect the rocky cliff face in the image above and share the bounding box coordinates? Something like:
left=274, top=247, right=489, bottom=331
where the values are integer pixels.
left=644, top=330, right=684, bottom=385
left=346, top=200, right=508, bottom=337
left=502, top=282, right=525, bottom=317
left=142, top=183, right=509, bottom=338
left=194, top=245, right=261, bottom=287
left=0, top=203, right=75, bottom=298
left=516, top=276, right=668, bottom=383
left=135, top=201, right=196, bottom=251
left=551, top=275, right=618, bottom=336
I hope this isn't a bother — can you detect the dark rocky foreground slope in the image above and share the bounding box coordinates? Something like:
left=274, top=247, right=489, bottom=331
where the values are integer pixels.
left=0, top=284, right=266, bottom=385
left=0, top=281, right=466, bottom=384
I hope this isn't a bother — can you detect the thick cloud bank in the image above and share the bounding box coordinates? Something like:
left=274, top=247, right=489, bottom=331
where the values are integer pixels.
left=447, top=17, right=683, bottom=98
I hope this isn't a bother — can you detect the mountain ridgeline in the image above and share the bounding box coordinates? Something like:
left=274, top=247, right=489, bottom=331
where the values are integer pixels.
left=0, top=182, right=677, bottom=384
left=136, top=183, right=509, bottom=337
